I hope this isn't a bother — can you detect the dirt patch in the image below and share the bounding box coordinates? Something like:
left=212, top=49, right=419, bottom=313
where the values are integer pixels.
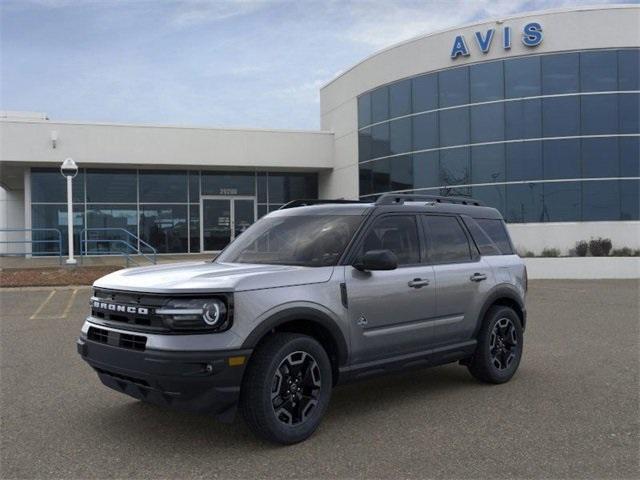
left=0, top=266, right=122, bottom=287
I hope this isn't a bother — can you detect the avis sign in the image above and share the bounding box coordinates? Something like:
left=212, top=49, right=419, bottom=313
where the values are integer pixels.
left=450, top=22, right=543, bottom=59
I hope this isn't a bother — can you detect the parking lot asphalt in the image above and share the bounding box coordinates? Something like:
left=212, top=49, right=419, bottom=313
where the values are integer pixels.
left=1, top=280, right=638, bottom=479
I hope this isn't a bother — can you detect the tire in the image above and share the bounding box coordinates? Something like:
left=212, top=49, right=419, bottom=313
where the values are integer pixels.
left=467, top=306, right=523, bottom=384
left=240, top=333, right=332, bottom=445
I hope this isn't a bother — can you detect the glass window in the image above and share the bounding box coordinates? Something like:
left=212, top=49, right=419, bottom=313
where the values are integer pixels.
left=542, top=96, right=580, bottom=137
left=470, top=103, right=504, bottom=143
left=86, top=205, right=138, bottom=253
left=461, top=216, right=501, bottom=256
left=470, top=61, right=504, bottom=102
left=620, top=137, right=640, bottom=177
left=358, top=93, right=372, bottom=128
left=189, top=204, right=200, bottom=252
left=86, top=170, right=136, bottom=203
left=581, top=51, right=617, bottom=92
left=268, top=173, right=317, bottom=204
left=189, top=171, right=200, bottom=202
left=475, top=218, right=513, bottom=254
left=257, top=172, right=267, bottom=203
left=372, top=159, right=391, bottom=194
left=390, top=155, right=413, bottom=191
left=412, top=73, right=438, bottom=113
left=439, top=108, right=469, bottom=147
left=31, top=168, right=84, bottom=203
left=619, top=93, right=640, bottom=134
left=139, top=170, right=187, bottom=203
left=258, top=204, right=268, bottom=219
left=389, top=79, right=412, bottom=118
left=472, top=184, right=505, bottom=214
left=359, top=163, right=373, bottom=197
left=620, top=179, right=640, bottom=220
left=31, top=204, right=84, bottom=255
left=359, top=128, right=372, bottom=162
left=423, top=215, right=471, bottom=263
left=505, top=56, right=541, bottom=98
left=542, top=53, right=579, bottom=95
left=506, top=142, right=543, bottom=181
left=582, top=138, right=619, bottom=178
left=439, top=67, right=469, bottom=107
left=202, top=172, right=255, bottom=196
left=506, top=183, right=543, bottom=223
left=389, top=117, right=411, bottom=155
left=505, top=99, right=542, bottom=140
left=371, top=123, right=390, bottom=159
left=139, top=205, right=188, bottom=253
left=439, top=148, right=470, bottom=186
left=361, top=215, right=420, bottom=265
left=582, top=180, right=620, bottom=221
left=544, top=139, right=580, bottom=180
left=413, top=152, right=440, bottom=190
left=412, top=112, right=438, bottom=151
left=543, top=182, right=581, bottom=222
left=581, top=94, right=618, bottom=135
left=371, top=87, right=389, bottom=123
left=471, top=144, right=505, bottom=183
left=619, top=49, right=640, bottom=91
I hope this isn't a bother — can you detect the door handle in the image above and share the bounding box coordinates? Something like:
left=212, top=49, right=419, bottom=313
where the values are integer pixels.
left=470, top=273, right=487, bottom=282
left=408, top=278, right=430, bottom=288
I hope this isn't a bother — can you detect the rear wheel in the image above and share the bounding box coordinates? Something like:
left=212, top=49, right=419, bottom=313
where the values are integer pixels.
left=240, top=333, right=332, bottom=444
left=467, top=306, right=523, bottom=384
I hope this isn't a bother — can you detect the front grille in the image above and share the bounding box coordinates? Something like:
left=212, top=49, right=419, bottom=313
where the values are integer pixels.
left=87, top=326, right=147, bottom=351
left=91, top=289, right=169, bottom=331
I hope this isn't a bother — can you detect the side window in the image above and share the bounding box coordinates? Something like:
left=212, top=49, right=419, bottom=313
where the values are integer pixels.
left=475, top=218, right=514, bottom=254
left=423, top=215, right=472, bottom=263
left=462, top=217, right=502, bottom=256
left=360, top=215, right=420, bottom=265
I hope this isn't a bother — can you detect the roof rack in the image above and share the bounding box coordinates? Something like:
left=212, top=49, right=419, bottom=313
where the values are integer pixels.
left=279, top=199, right=365, bottom=210
left=375, top=193, right=485, bottom=206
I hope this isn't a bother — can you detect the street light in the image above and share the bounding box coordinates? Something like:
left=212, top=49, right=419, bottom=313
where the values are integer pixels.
left=60, top=157, right=78, bottom=265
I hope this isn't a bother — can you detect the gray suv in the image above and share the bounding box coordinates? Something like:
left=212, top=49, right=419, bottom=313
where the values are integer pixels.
left=77, top=194, right=527, bottom=444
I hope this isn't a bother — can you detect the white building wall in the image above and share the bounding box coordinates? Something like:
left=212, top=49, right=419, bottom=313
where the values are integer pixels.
left=0, top=186, right=25, bottom=254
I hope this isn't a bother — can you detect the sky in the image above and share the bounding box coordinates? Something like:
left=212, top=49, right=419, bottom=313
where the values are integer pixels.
left=0, top=0, right=632, bottom=130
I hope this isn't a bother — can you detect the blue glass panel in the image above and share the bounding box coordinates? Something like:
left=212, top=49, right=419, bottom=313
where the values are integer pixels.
left=439, top=67, right=469, bottom=107
left=581, top=51, right=618, bottom=92
left=505, top=183, right=543, bottom=223
left=505, top=56, right=541, bottom=98
left=139, top=170, right=187, bottom=203
left=189, top=171, right=200, bottom=202
left=581, top=94, right=618, bottom=135
left=359, top=128, right=372, bottom=162
left=506, top=142, right=543, bottom=181
left=582, top=137, right=619, bottom=178
left=371, top=87, right=389, bottom=123
left=139, top=205, right=188, bottom=253
left=472, top=184, right=505, bottom=213
left=620, top=137, right=640, bottom=177
left=358, top=93, right=372, bottom=128
left=412, top=112, right=438, bottom=151
left=372, top=159, right=391, bottom=193
left=619, top=49, right=640, bottom=91
left=257, top=172, right=267, bottom=203
left=391, top=155, right=413, bottom=191
left=31, top=204, right=84, bottom=255
left=202, top=172, right=254, bottom=196
left=189, top=204, right=200, bottom=252
left=412, top=73, right=438, bottom=113
left=470, top=103, right=504, bottom=143
left=542, top=96, right=579, bottom=137
left=371, top=123, right=390, bottom=158
left=31, top=168, right=85, bottom=203
left=582, top=180, right=620, bottom=221
left=413, top=152, right=440, bottom=189
left=86, top=170, right=136, bottom=203
left=541, top=52, right=579, bottom=95
left=389, top=117, right=412, bottom=155
left=620, top=179, right=640, bottom=220
left=471, top=144, right=505, bottom=184
left=543, top=182, right=581, bottom=222
left=359, top=163, right=373, bottom=196
left=470, top=61, right=504, bottom=102
left=544, top=139, right=580, bottom=180
left=505, top=99, right=542, bottom=140
left=439, top=148, right=470, bottom=186
left=267, top=173, right=317, bottom=203
left=439, top=108, right=469, bottom=147
left=619, top=93, right=640, bottom=134
left=389, top=79, right=412, bottom=118
left=86, top=205, right=138, bottom=254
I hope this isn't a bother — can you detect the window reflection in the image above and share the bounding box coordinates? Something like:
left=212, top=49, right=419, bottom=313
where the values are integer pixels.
left=139, top=205, right=188, bottom=253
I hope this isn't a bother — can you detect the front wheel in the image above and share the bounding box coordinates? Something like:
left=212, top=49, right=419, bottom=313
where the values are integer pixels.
left=467, top=306, right=523, bottom=384
left=240, top=333, right=332, bottom=444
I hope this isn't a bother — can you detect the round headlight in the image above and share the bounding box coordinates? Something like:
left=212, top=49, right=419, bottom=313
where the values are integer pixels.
left=203, top=301, right=223, bottom=326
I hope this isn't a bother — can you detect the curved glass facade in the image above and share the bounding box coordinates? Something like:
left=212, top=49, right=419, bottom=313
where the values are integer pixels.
left=357, top=49, right=640, bottom=223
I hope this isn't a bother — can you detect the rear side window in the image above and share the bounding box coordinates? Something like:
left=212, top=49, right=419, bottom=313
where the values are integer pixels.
left=475, top=218, right=514, bottom=254
left=462, top=217, right=502, bottom=256
left=422, top=215, right=472, bottom=264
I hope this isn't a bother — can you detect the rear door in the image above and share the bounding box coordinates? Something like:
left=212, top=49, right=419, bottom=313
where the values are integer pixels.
left=421, top=214, right=493, bottom=346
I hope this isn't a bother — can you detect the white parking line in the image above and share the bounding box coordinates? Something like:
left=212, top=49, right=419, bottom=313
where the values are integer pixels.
left=30, top=288, right=81, bottom=320
left=60, top=289, right=79, bottom=319
left=29, top=290, right=56, bottom=320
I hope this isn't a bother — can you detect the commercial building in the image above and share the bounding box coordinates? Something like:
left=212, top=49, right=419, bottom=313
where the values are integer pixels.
left=1, top=5, right=638, bottom=257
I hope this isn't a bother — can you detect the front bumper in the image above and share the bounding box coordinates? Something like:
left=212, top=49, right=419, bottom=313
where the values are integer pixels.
left=77, top=333, right=252, bottom=422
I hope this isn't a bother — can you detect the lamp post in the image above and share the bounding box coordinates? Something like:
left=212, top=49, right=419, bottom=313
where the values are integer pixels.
left=60, top=157, right=78, bottom=265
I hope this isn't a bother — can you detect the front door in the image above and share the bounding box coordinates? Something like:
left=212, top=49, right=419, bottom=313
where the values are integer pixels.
left=201, top=196, right=256, bottom=252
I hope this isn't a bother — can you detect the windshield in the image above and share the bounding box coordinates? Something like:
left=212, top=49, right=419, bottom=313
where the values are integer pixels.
left=216, top=214, right=364, bottom=267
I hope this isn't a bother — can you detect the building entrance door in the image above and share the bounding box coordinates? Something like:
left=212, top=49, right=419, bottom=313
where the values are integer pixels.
left=201, top=196, right=256, bottom=252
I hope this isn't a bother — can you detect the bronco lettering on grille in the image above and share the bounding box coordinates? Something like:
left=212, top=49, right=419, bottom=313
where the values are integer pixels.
left=92, top=300, right=149, bottom=315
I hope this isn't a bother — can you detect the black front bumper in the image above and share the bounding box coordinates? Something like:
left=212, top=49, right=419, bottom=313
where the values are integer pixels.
left=77, top=336, right=252, bottom=422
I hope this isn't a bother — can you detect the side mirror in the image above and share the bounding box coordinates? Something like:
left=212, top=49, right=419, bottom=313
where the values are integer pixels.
left=353, top=249, right=398, bottom=271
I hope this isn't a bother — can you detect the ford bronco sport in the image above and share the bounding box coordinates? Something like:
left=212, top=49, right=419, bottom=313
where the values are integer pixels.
left=77, top=193, right=527, bottom=444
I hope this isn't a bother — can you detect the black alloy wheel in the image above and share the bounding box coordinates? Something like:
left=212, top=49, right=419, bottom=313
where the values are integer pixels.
left=489, top=317, right=519, bottom=371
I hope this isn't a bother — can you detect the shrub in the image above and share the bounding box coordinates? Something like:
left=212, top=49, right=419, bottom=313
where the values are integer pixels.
left=517, top=249, right=535, bottom=258
left=574, top=241, right=589, bottom=257
left=541, top=248, right=560, bottom=257
left=589, top=237, right=612, bottom=257
left=610, top=247, right=638, bottom=257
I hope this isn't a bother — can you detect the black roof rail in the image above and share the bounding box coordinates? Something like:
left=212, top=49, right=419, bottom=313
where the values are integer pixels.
left=375, top=193, right=485, bottom=206
left=279, top=199, right=366, bottom=210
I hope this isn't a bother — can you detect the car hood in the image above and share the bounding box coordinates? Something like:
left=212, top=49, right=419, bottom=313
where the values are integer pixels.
left=93, top=261, right=334, bottom=294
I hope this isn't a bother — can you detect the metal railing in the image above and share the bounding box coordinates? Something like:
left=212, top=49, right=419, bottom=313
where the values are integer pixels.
left=79, top=228, right=157, bottom=267
left=0, top=228, right=64, bottom=264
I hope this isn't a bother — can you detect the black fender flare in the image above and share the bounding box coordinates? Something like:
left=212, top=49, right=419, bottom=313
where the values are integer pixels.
left=475, top=284, right=527, bottom=335
left=241, top=307, right=349, bottom=366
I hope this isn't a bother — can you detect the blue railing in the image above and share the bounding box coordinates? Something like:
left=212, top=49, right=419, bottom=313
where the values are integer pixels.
left=79, top=228, right=157, bottom=267
left=0, top=228, right=63, bottom=264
